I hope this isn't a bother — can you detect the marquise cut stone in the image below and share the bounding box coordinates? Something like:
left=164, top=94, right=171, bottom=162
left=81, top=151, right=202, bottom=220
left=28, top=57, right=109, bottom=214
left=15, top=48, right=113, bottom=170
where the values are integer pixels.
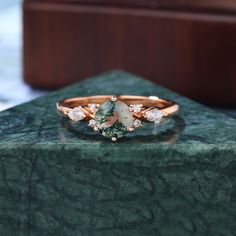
left=68, top=108, right=85, bottom=121
left=145, top=108, right=164, bottom=124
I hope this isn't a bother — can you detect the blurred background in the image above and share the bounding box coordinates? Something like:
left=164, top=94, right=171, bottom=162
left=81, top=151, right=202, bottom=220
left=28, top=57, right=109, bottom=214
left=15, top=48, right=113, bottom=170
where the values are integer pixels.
left=0, top=0, right=47, bottom=110
left=0, top=0, right=236, bottom=117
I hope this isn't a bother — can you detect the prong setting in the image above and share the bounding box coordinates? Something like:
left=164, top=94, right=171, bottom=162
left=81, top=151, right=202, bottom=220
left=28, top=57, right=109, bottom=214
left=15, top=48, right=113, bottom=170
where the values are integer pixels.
left=111, top=96, right=117, bottom=102
left=111, top=137, right=117, bottom=142
left=128, top=127, right=134, bottom=132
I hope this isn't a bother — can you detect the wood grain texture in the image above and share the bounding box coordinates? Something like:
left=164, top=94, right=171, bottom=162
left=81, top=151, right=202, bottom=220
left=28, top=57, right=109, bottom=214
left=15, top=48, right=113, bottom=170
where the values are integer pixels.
left=25, top=0, right=236, bottom=13
left=23, top=0, right=236, bottom=105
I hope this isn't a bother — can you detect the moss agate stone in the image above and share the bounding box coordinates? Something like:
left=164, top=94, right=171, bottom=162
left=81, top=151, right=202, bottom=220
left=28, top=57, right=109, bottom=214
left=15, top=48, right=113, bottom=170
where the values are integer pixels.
left=95, top=100, right=133, bottom=139
left=0, top=71, right=236, bottom=236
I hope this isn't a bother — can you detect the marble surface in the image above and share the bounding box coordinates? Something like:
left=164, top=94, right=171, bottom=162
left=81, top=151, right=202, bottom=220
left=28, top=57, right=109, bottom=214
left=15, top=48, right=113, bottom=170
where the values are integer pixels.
left=0, top=71, right=236, bottom=235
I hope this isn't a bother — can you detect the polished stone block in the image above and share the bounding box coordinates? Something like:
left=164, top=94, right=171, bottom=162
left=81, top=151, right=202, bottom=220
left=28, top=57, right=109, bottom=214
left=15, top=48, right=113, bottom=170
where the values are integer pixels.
left=0, top=71, right=236, bottom=236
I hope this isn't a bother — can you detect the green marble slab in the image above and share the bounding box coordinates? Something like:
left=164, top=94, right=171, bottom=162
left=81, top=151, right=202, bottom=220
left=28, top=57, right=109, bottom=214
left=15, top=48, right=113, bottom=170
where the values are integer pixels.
left=0, top=71, right=236, bottom=236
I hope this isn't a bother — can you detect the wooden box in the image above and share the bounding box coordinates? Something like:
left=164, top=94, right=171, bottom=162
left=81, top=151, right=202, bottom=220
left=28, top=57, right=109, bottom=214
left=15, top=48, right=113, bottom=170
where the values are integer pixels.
left=23, top=0, right=236, bottom=105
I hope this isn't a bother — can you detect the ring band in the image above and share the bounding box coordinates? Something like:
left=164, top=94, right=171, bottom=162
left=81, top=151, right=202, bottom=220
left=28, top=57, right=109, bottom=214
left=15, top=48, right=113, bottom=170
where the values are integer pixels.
left=57, top=95, right=179, bottom=141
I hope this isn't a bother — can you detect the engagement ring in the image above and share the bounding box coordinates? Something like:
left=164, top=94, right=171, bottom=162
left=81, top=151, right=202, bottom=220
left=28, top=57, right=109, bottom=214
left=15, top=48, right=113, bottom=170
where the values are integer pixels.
left=57, top=95, right=179, bottom=141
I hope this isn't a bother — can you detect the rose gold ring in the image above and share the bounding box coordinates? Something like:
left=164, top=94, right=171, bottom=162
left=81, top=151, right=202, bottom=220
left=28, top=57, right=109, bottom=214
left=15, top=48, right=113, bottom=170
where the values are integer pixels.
left=57, top=95, right=179, bottom=141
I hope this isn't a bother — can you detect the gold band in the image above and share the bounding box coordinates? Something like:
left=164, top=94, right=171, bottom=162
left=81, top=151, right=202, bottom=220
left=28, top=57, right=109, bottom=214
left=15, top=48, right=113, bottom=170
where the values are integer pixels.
left=57, top=95, right=179, bottom=121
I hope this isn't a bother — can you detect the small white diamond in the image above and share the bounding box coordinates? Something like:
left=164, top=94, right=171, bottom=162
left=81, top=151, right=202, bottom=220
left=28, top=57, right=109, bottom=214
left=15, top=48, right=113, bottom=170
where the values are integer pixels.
left=88, top=104, right=100, bottom=113
left=145, top=108, right=164, bottom=124
left=68, top=108, right=85, bottom=121
left=133, top=119, right=142, bottom=128
left=88, top=119, right=97, bottom=127
left=94, top=127, right=99, bottom=131
left=129, top=104, right=142, bottom=113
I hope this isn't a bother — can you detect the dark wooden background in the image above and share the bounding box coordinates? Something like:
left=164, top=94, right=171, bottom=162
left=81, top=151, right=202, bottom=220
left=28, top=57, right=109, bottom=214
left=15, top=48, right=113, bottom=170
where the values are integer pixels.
left=23, top=0, right=236, bottom=105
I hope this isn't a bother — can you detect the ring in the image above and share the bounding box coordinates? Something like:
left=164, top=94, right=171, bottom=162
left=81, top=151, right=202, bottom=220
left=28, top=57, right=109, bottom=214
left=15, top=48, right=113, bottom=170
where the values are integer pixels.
left=56, top=95, right=179, bottom=141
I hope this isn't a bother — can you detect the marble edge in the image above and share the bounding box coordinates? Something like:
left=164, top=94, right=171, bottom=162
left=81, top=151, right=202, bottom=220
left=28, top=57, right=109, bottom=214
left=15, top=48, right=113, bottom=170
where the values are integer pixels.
left=0, top=142, right=236, bottom=163
left=0, top=69, right=235, bottom=122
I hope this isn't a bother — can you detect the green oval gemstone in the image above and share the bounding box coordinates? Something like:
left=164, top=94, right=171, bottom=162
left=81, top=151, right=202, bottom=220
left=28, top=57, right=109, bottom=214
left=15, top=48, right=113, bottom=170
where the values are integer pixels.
left=95, top=100, right=133, bottom=139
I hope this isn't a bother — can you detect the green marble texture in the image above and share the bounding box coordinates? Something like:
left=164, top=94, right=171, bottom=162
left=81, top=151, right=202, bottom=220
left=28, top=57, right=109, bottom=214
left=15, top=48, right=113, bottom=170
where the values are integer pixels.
left=0, top=71, right=236, bottom=236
